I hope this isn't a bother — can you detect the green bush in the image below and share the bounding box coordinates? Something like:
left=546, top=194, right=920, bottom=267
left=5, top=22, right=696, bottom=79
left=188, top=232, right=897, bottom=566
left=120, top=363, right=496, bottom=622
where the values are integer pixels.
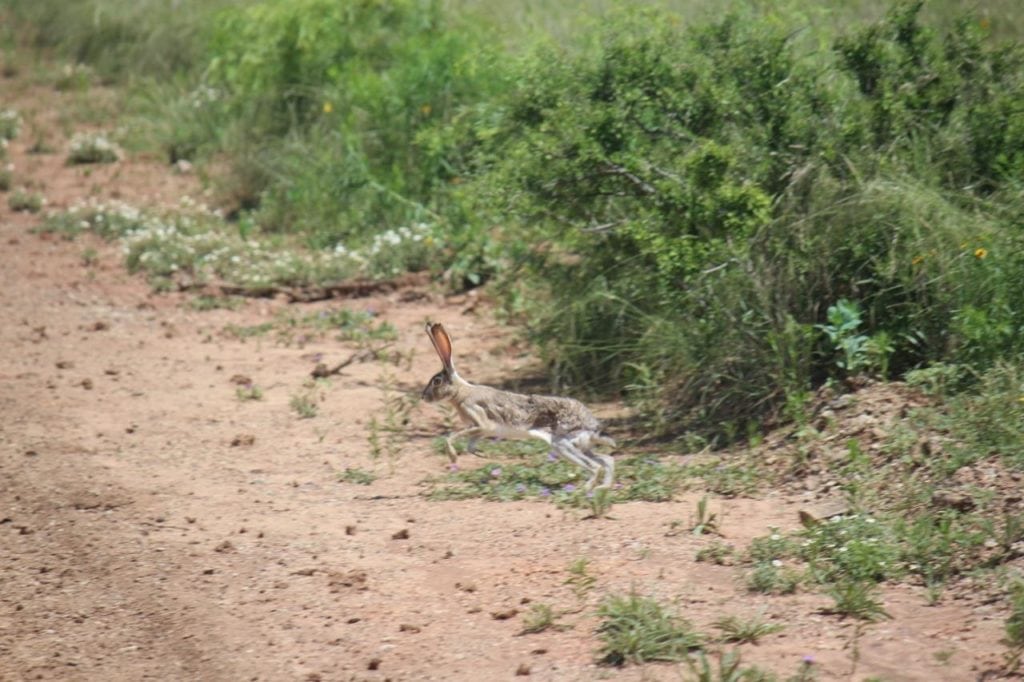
left=456, top=3, right=1024, bottom=440
left=201, top=0, right=506, bottom=248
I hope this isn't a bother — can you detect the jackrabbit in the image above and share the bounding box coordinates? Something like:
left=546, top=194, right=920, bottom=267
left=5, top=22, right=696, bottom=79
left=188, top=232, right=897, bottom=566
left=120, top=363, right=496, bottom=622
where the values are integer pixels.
left=421, top=322, right=616, bottom=491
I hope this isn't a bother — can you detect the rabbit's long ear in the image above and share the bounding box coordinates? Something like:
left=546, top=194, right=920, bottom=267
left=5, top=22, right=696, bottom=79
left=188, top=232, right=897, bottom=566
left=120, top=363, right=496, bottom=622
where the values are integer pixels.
left=426, top=322, right=454, bottom=372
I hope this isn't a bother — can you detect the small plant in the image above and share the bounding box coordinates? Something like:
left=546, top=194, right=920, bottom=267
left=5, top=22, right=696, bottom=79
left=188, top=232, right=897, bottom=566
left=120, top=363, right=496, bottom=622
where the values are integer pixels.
left=80, top=247, right=99, bottom=267
left=584, top=488, right=614, bottom=519
left=290, top=392, right=318, bottom=419
left=0, top=109, right=20, bottom=140
left=224, top=322, right=274, bottom=339
left=1002, top=580, right=1024, bottom=672
left=695, top=541, right=736, bottom=565
left=685, top=649, right=776, bottom=682
left=519, top=603, right=567, bottom=635
left=714, top=612, right=784, bottom=644
left=746, top=562, right=801, bottom=595
left=0, top=164, right=12, bottom=191
left=8, top=189, right=43, bottom=213
left=67, top=132, right=122, bottom=164
left=339, top=467, right=376, bottom=485
left=235, top=384, right=263, bottom=401
left=691, top=495, right=720, bottom=536
left=817, top=299, right=869, bottom=377
left=566, top=557, right=596, bottom=602
left=826, top=580, right=890, bottom=622
left=189, top=295, right=245, bottom=311
left=54, top=63, right=93, bottom=91
left=596, top=593, right=702, bottom=665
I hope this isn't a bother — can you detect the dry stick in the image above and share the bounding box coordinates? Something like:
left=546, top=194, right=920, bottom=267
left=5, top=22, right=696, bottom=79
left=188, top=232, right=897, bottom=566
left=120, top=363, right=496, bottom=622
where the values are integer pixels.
left=310, top=348, right=381, bottom=379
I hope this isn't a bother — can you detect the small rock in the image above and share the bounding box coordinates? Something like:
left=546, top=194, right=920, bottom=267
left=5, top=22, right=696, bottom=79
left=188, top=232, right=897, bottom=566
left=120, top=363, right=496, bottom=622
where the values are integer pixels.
left=87, top=321, right=109, bottom=332
left=515, top=663, right=531, bottom=676
left=230, top=434, right=255, bottom=447
left=55, top=360, right=74, bottom=369
left=367, top=658, right=381, bottom=671
left=391, top=528, right=410, bottom=540
left=932, top=490, right=975, bottom=512
left=229, top=374, right=253, bottom=385
left=80, top=378, right=93, bottom=390
left=214, top=540, right=236, bottom=553
left=399, top=624, right=421, bottom=633
left=491, top=608, right=519, bottom=621
left=344, top=525, right=357, bottom=536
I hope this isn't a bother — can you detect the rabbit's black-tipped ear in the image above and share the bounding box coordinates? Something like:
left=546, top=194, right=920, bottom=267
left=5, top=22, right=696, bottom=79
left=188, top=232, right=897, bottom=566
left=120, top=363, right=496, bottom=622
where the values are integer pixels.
left=426, top=322, right=454, bottom=371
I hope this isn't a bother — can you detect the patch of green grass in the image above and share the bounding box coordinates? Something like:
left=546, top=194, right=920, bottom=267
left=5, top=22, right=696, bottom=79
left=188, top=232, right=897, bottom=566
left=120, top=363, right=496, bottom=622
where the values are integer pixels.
left=595, top=592, right=703, bottom=666
left=290, top=392, right=318, bottom=419
left=746, top=562, right=801, bottom=596
left=826, top=580, right=890, bottom=622
left=0, top=109, right=21, bottom=140
left=695, top=541, right=736, bottom=566
left=66, top=131, right=121, bottom=164
left=188, top=295, right=244, bottom=311
left=235, top=384, right=262, bottom=401
left=339, top=467, right=376, bottom=485
left=519, top=603, right=567, bottom=635
left=714, top=612, right=784, bottom=644
left=8, top=189, right=43, bottom=212
left=0, top=166, right=12, bottom=191
left=224, top=322, right=273, bottom=340
left=685, top=649, right=779, bottom=682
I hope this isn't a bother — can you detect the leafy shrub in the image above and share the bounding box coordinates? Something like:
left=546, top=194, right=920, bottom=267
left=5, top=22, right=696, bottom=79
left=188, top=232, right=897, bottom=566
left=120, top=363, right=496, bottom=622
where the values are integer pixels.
left=456, top=4, right=1024, bottom=440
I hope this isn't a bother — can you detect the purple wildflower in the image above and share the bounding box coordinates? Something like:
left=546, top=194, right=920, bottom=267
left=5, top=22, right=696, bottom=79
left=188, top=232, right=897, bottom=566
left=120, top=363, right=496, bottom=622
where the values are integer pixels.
left=515, top=483, right=526, bottom=494
left=563, top=483, right=576, bottom=493
left=448, top=463, right=459, bottom=472
left=547, top=451, right=558, bottom=462
left=490, top=467, right=502, bottom=478
left=538, top=487, right=551, bottom=498
left=802, top=655, right=815, bottom=665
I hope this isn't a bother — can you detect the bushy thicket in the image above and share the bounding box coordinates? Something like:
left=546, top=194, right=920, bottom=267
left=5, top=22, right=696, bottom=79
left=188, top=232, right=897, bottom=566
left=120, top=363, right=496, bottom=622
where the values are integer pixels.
left=456, top=2, right=1024, bottom=439
left=188, top=0, right=505, bottom=249
left=8, top=0, right=1024, bottom=442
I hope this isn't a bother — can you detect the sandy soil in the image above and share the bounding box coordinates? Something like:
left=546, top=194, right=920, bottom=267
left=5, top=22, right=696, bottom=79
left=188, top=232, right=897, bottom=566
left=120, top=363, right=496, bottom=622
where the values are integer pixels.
left=0, top=78, right=1014, bottom=682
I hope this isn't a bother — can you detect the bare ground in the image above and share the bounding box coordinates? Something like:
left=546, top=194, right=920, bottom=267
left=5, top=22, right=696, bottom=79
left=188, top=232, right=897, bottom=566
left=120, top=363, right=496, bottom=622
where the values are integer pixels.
left=0, top=78, right=1014, bottom=682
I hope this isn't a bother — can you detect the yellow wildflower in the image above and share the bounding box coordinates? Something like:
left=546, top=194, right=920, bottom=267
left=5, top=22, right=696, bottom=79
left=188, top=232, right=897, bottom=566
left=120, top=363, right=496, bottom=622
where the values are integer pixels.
left=974, top=247, right=988, bottom=259
left=911, top=255, right=924, bottom=266
left=323, top=102, right=334, bottom=114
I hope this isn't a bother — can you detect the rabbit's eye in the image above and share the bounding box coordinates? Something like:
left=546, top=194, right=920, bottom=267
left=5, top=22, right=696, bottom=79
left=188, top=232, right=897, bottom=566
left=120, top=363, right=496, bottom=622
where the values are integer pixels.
left=432, top=376, right=442, bottom=385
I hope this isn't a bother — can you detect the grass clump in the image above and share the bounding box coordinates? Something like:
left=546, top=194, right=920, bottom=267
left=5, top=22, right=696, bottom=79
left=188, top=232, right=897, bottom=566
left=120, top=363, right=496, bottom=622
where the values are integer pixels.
left=339, top=467, right=376, bottom=486
left=67, top=131, right=121, bottom=164
left=0, top=109, right=21, bottom=140
left=596, top=592, right=702, bottom=665
left=714, top=613, right=784, bottom=644
left=8, top=189, right=43, bottom=212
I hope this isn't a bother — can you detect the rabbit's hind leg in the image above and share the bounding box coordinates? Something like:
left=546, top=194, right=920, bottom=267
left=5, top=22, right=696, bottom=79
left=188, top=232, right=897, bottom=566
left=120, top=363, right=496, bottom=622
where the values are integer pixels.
left=570, top=432, right=615, bottom=491
left=553, top=437, right=600, bottom=487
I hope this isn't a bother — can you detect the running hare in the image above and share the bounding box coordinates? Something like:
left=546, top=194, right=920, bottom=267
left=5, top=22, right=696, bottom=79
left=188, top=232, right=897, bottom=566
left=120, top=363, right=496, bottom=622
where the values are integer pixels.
left=421, top=322, right=616, bottom=491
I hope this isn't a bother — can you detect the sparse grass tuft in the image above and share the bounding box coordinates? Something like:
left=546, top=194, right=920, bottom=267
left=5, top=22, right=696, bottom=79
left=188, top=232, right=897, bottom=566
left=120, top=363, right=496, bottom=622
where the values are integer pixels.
left=339, top=467, right=376, bottom=486
left=826, top=580, right=890, bottom=622
left=8, top=189, right=43, bottom=212
left=519, top=603, right=567, bottom=635
left=67, top=131, right=121, bottom=164
left=595, top=593, right=702, bottom=666
left=714, top=612, right=784, bottom=644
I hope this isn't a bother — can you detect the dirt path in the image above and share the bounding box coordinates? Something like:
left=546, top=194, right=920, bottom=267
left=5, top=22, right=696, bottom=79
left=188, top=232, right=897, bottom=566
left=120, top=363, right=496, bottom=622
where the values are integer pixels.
left=0, top=78, right=1012, bottom=682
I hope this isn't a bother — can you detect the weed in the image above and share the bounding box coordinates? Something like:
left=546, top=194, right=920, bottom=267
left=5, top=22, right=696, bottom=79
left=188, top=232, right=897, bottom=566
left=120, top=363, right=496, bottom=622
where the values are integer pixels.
left=690, top=496, right=720, bottom=536
left=290, top=392, right=318, bottom=419
left=80, top=247, right=99, bottom=267
left=714, top=612, right=784, bottom=644
left=66, top=131, right=121, bottom=165
left=825, top=580, right=890, bottom=622
left=519, top=603, right=567, bottom=635
left=1002, top=580, right=1024, bottom=672
left=746, top=562, right=801, bottom=595
left=189, top=295, right=244, bottom=311
left=565, top=558, right=596, bottom=603
left=0, top=166, right=12, bottom=191
left=595, top=592, right=702, bottom=665
left=685, top=649, right=776, bottom=682
left=339, top=467, right=376, bottom=486
left=235, top=384, right=263, bottom=401
left=695, top=541, right=736, bottom=566
left=366, top=368, right=414, bottom=464
left=8, top=189, right=43, bottom=212
left=224, top=322, right=273, bottom=340
left=0, top=109, right=21, bottom=140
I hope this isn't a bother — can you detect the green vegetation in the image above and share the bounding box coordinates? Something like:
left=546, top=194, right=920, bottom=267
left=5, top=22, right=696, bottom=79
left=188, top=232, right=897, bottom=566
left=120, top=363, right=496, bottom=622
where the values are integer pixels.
left=596, top=592, right=703, bottom=665
left=11, top=0, right=1024, bottom=445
